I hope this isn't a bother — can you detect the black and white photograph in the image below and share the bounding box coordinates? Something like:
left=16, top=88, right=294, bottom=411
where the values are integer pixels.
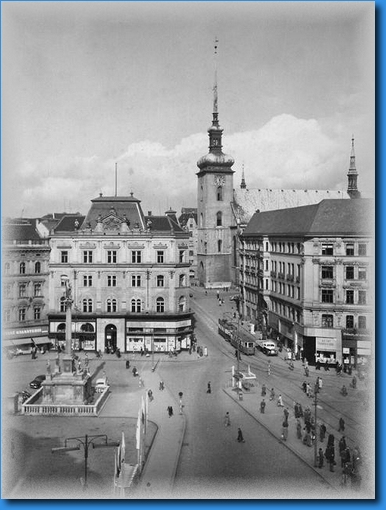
left=1, top=1, right=375, bottom=500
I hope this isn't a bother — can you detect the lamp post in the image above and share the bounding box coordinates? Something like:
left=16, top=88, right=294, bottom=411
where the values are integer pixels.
left=313, top=381, right=319, bottom=467
left=52, top=434, right=119, bottom=489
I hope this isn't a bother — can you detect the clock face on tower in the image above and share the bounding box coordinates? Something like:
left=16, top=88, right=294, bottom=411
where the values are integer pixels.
left=214, top=175, right=225, bottom=186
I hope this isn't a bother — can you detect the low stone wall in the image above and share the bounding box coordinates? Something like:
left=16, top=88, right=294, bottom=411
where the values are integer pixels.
left=21, top=388, right=110, bottom=416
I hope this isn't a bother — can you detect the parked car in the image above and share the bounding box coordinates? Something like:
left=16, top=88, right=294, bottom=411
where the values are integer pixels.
left=18, top=390, right=32, bottom=403
left=29, top=375, right=46, bottom=389
left=95, top=377, right=109, bottom=393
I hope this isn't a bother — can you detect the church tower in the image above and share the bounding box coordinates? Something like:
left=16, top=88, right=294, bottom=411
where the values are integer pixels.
left=196, top=40, right=235, bottom=288
left=347, top=135, right=361, bottom=199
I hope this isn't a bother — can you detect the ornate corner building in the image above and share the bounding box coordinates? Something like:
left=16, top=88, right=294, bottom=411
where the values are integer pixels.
left=47, top=193, right=194, bottom=353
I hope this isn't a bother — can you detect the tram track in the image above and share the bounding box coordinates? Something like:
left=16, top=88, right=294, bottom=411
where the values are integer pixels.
left=192, top=297, right=369, bottom=450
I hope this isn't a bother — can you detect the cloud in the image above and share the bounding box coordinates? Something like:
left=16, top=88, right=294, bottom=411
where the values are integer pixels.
left=3, top=114, right=371, bottom=219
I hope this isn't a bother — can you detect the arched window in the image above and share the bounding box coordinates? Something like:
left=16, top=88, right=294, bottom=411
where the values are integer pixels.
left=178, top=296, right=186, bottom=312
left=80, top=323, right=94, bottom=332
left=157, top=275, right=164, bottom=287
left=217, top=186, right=223, bottom=201
left=156, top=297, right=165, bottom=313
left=20, top=262, right=26, bottom=274
left=218, top=240, right=222, bottom=253
left=107, top=298, right=117, bottom=312
left=131, top=298, right=142, bottom=313
left=60, top=297, right=66, bottom=312
left=216, top=211, right=222, bottom=226
left=179, top=274, right=185, bottom=287
left=35, top=261, right=41, bottom=274
left=4, top=262, right=10, bottom=275
left=57, top=323, right=66, bottom=332
left=83, top=298, right=93, bottom=313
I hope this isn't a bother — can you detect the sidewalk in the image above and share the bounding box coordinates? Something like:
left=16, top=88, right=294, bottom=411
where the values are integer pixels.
left=131, top=363, right=186, bottom=499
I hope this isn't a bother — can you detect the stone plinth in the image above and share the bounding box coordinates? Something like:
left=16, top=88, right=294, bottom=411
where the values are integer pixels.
left=42, top=369, right=92, bottom=405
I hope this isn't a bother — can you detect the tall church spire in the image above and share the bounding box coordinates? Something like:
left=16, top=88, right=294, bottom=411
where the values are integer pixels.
left=197, top=38, right=234, bottom=171
left=240, top=163, right=247, bottom=189
left=347, top=135, right=361, bottom=199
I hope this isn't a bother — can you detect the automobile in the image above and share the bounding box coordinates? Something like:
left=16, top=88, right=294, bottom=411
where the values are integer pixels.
left=95, top=377, right=109, bottom=393
left=29, top=375, right=46, bottom=389
left=18, top=390, right=32, bottom=403
left=229, top=295, right=240, bottom=302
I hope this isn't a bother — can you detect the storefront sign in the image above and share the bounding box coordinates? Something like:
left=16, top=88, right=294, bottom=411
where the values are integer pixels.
left=3, top=326, right=48, bottom=338
left=316, top=337, right=336, bottom=351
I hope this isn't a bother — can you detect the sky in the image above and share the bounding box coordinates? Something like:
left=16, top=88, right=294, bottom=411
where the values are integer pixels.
left=2, top=1, right=375, bottom=219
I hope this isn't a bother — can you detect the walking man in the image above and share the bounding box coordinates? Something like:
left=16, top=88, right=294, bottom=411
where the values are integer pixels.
left=338, top=417, right=345, bottom=432
left=167, top=406, right=173, bottom=418
left=261, top=384, right=267, bottom=397
left=237, top=428, right=245, bottom=443
left=277, top=394, right=284, bottom=407
left=224, top=412, right=231, bottom=426
left=260, top=399, right=266, bottom=414
left=207, top=382, right=211, bottom=394
left=270, top=388, right=275, bottom=401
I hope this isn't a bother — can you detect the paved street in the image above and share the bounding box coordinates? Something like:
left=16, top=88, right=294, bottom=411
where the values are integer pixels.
left=2, top=286, right=374, bottom=499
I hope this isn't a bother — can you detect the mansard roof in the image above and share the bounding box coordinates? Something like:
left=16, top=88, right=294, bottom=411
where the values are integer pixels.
left=243, top=199, right=373, bottom=238
left=233, top=188, right=350, bottom=225
left=81, top=195, right=145, bottom=230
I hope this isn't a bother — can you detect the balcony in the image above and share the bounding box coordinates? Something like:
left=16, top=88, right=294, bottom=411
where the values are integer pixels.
left=277, top=272, right=285, bottom=280
left=270, top=271, right=277, bottom=278
left=286, top=274, right=294, bottom=282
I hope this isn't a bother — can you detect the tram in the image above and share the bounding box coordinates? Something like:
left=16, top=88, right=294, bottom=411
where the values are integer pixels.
left=218, top=319, right=256, bottom=355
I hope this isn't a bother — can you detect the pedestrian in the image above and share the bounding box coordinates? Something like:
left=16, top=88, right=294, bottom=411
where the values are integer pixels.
left=159, top=381, right=165, bottom=391
left=294, top=402, right=300, bottom=419
left=281, top=420, right=289, bottom=441
left=224, top=412, right=231, bottom=426
left=148, top=389, right=154, bottom=402
left=261, top=384, right=267, bottom=397
left=318, top=376, right=323, bottom=390
left=139, top=377, right=144, bottom=388
left=351, top=375, right=357, bottom=389
left=338, top=417, right=345, bottom=432
left=341, top=385, right=348, bottom=396
left=179, top=402, right=184, bottom=415
left=260, top=399, right=266, bottom=414
left=303, top=431, right=312, bottom=447
left=167, top=406, right=173, bottom=417
left=125, top=359, right=130, bottom=369
left=237, top=428, right=245, bottom=443
left=277, top=394, right=284, bottom=407
left=269, top=388, right=275, bottom=401
left=283, top=407, right=289, bottom=420
left=319, top=423, right=327, bottom=442
left=302, top=381, right=307, bottom=393
left=316, top=360, right=321, bottom=370
left=339, top=436, right=347, bottom=466
left=296, top=420, right=302, bottom=440
left=306, top=383, right=311, bottom=397
left=207, top=382, right=211, bottom=394
left=318, top=448, right=324, bottom=468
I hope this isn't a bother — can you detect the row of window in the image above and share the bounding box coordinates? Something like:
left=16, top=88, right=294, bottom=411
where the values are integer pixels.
left=321, top=242, right=367, bottom=256
left=270, top=261, right=301, bottom=278
left=272, top=300, right=302, bottom=323
left=268, top=242, right=302, bottom=254
left=321, top=314, right=367, bottom=330
left=61, top=296, right=186, bottom=314
left=270, top=281, right=301, bottom=300
left=3, top=306, right=42, bottom=322
left=4, top=261, right=42, bottom=275
left=321, top=265, right=367, bottom=281
left=81, top=273, right=187, bottom=288
left=60, top=249, right=186, bottom=264
left=321, top=289, right=367, bottom=305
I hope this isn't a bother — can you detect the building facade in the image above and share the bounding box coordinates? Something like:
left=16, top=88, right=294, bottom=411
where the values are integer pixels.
left=240, top=199, right=374, bottom=367
left=2, top=219, right=51, bottom=350
left=178, top=208, right=198, bottom=284
left=47, top=194, right=194, bottom=353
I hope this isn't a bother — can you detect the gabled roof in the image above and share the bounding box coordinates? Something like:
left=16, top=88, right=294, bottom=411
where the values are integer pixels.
left=145, top=215, right=184, bottom=233
left=54, top=215, right=86, bottom=233
left=233, top=188, right=350, bottom=225
left=243, top=199, right=374, bottom=238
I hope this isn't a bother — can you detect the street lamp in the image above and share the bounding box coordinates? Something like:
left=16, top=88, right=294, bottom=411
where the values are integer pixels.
left=313, top=382, right=319, bottom=468
left=52, top=434, right=119, bottom=489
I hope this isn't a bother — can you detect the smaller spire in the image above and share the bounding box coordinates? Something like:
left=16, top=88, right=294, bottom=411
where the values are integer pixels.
left=240, top=163, right=247, bottom=189
left=347, top=135, right=360, bottom=199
